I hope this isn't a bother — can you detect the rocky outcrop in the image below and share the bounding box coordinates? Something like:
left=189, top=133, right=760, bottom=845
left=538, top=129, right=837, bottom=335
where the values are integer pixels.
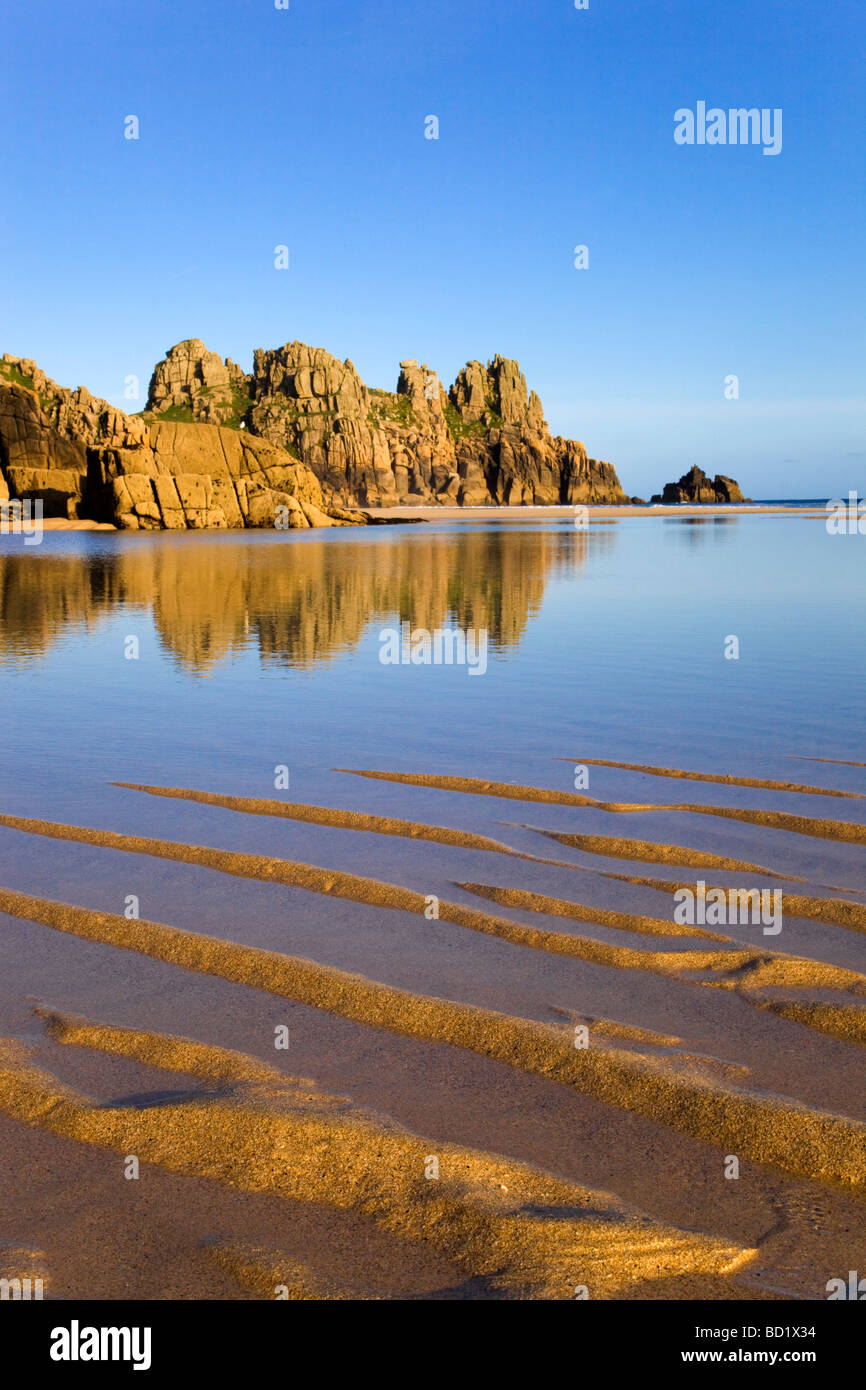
left=243, top=341, right=468, bottom=505
left=651, top=466, right=749, bottom=505
left=146, top=340, right=249, bottom=427
left=0, top=356, right=152, bottom=521
left=145, top=339, right=627, bottom=508
left=1, top=337, right=628, bottom=527
left=0, top=354, right=366, bottom=531
left=444, top=355, right=624, bottom=506
left=90, top=419, right=340, bottom=531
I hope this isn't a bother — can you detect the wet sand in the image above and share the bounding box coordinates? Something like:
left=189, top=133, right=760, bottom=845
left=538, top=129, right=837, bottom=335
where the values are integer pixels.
left=361, top=503, right=828, bottom=520
left=38, top=502, right=826, bottom=534
left=0, top=755, right=864, bottom=1300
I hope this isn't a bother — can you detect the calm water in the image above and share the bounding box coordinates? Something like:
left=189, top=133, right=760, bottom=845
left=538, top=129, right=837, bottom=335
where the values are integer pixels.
left=0, top=513, right=864, bottom=823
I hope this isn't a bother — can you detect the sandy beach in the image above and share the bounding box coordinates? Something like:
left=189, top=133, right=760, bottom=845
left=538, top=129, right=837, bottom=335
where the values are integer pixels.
left=360, top=503, right=828, bottom=520
left=35, top=503, right=828, bottom=535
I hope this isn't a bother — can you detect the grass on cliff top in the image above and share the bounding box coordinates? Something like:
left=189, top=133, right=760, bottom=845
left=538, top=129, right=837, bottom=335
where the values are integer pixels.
left=137, top=385, right=254, bottom=431
left=0, top=360, right=56, bottom=412
left=0, top=361, right=36, bottom=393
left=366, top=391, right=504, bottom=439
left=139, top=403, right=196, bottom=424
left=200, top=384, right=253, bottom=430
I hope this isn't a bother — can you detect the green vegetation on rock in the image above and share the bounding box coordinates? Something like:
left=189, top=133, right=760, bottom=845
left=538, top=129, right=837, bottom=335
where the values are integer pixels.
left=443, top=403, right=488, bottom=440
left=0, top=361, right=36, bottom=393
left=367, top=393, right=421, bottom=429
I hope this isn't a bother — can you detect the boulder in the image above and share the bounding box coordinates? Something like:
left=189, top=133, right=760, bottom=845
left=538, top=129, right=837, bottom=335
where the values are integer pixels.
left=652, top=466, right=750, bottom=505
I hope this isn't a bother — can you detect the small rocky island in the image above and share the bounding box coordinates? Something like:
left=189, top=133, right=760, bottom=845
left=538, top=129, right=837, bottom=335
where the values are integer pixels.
left=651, top=466, right=749, bottom=505
left=0, top=339, right=626, bottom=530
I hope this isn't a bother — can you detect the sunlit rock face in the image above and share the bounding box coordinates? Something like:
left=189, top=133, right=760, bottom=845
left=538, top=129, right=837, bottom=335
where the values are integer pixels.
left=0, top=340, right=627, bottom=526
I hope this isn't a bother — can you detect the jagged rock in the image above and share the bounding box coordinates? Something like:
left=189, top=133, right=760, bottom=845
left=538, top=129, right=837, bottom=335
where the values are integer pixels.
left=0, top=382, right=87, bottom=516
left=147, top=340, right=249, bottom=426
left=651, top=466, right=749, bottom=505
left=446, top=357, right=625, bottom=506
left=236, top=340, right=625, bottom=507
left=1, top=337, right=629, bottom=526
left=713, top=474, right=747, bottom=503
left=247, top=342, right=397, bottom=506
left=0, top=354, right=156, bottom=518
left=451, top=355, right=545, bottom=432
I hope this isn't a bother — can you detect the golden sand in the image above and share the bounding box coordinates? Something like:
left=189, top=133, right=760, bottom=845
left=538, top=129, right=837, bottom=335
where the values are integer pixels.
left=1, top=758, right=863, bottom=1299
left=118, top=783, right=834, bottom=897
left=746, top=998, right=866, bottom=1048
left=792, top=757, right=866, bottom=769
left=111, top=781, right=561, bottom=862
left=548, top=1010, right=683, bottom=1048
left=517, top=825, right=799, bottom=879
left=556, top=758, right=863, bottom=799
left=595, top=870, right=866, bottom=936
left=108, top=785, right=866, bottom=935
left=0, top=816, right=860, bottom=996
left=1, top=888, right=865, bottom=1190
left=0, top=1011, right=757, bottom=1300
left=455, top=880, right=731, bottom=941
left=109, top=783, right=864, bottom=925
left=337, top=770, right=866, bottom=845
left=109, top=783, right=556, bottom=856
left=205, top=1243, right=363, bottom=1300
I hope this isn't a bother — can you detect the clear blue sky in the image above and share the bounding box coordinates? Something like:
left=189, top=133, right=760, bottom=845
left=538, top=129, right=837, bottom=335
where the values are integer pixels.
left=2, top=0, right=863, bottom=497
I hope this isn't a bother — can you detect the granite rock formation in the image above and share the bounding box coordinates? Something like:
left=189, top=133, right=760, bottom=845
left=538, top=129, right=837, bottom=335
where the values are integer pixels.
left=0, top=354, right=362, bottom=531
left=1, top=338, right=627, bottom=528
left=651, top=466, right=748, bottom=505
left=146, top=339, right=249, bottom=427
left=150, top=340, right=627, bottom=508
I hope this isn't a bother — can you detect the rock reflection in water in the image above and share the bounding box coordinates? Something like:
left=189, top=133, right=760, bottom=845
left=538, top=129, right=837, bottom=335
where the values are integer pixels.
left=0, top=525, right=609, bottom=674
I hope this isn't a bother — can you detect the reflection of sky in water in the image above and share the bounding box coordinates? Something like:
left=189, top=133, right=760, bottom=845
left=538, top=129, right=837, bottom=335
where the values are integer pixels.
left=0, top=516, right=863, bottom=816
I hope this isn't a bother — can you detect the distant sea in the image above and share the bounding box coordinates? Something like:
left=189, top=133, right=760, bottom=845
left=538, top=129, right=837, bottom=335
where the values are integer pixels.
left=750, top=498, right=831, bottom=506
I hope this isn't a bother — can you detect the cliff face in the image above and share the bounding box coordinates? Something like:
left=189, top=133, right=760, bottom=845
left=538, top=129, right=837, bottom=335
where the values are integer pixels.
left=0, top=354, right=362, bottom=531
left=148, top=339, right=627, bottom=508
left=0, top=338, right=627, bottom=529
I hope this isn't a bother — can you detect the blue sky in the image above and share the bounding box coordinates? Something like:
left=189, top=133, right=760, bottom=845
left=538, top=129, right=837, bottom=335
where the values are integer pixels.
left=2, top=0, right=863, bottom=497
